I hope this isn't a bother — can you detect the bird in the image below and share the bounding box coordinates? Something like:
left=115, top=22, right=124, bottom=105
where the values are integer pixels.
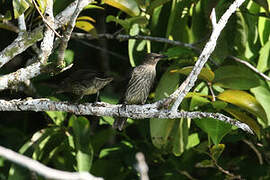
left=113, top=53, right=167, bottom=130
left=55, top=69, right=113, bottom=102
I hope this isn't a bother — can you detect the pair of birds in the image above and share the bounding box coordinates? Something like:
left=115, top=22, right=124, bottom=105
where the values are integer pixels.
left=57, top=53, right=167, bottom=130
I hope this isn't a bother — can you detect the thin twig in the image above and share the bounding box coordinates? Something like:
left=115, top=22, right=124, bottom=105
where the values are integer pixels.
left=211, top=157, right=242, bottom=180
left=32, top=0, right=62, bottom=38
left=229, top=56, right=270, bottom=81
left=243, top=139, right=263, bottom=165
left=135, top=152, right=149, bottom=180
left=0, top=145, right=103, bottom=180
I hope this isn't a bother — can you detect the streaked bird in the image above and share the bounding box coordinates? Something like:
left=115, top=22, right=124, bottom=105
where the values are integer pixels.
left=113, top=53, right=167, bottom=130
left=56, top=70, right=113, bottom=102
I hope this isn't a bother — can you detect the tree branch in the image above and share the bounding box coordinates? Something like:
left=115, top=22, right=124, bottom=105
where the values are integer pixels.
left=0, top=0, right=90, bottom=68
left=0, top=98, right=253, bottom=134
left=57, top=0, right=93, bottom=67
left=170, top=0, right=246, bottom=112
left=0, top=145, right=103, bottom=180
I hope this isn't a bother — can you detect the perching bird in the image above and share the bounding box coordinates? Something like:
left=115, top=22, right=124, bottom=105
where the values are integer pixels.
left=113, top=53, right=167, bottom=130
left=56, top=70, right=113, bottom=102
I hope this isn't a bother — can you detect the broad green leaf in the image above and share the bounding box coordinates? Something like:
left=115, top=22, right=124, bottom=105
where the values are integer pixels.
left=258, top=8, right=270, bottom=46
left=253, top=0, right=269, bottom=13
left=103, top=0, right=140, bottom=16
left=214, top=65, right=260, bottom=90
left=190, top=95, right=210, bottom=111
left=13, top=0, right=30, bottom=19
left=210, top=144, right=225, bottom=161
left=171, top=66, right=215, bottom=82
left=45, top=111, right=66, bottom=125
left=217, top=90, right=268, bottom=124
left=257, top=40, right=270, bottom=73
left=224, top=108, right=261, bottom=138
left=186, top=133, right=200, bottom=149
left=147, top=0, right=170, bottom=14
left=106, top=15, right=148, bottom=32
left=77, top=16, right=96, bottom=22
left=172, top=118, right=189, bottom=156
left=164, top=46, right=196, bottom=59
left=211, top=101, right=228, bottom=110
left=251, top=86, right=270, bottom=126
left=69, top=116, right=93, bottom=171
left=150, top=64, right=180, bottom=149
left=194, top=118, right=232, bottom=145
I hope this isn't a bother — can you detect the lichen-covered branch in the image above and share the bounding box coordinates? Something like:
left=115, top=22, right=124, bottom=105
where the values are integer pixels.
left=0, top=98, right=253, bottom=134
left=0, top=0, right=90, bottom=68
left=0, top=145, right=103, bottom=180
left=57, top=0, right=93, bottom=67
left=170, top=0, right=246, bottom=112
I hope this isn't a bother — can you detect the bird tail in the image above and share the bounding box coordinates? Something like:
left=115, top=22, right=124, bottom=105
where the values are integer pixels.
left=113, top=117, right=127, bottom=131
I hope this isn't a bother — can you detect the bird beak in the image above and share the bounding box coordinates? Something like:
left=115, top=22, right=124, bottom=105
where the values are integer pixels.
left=157, top=54, right=168, bottom=59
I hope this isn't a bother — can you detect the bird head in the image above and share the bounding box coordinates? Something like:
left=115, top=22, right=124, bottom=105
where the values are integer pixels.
left=143, top=53, right=168, bottom=65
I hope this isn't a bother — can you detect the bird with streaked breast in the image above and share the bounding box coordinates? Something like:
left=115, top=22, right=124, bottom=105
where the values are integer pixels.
left=113, top=53, right=167, bottom=131
left=56, top=69, right=113, bottom=102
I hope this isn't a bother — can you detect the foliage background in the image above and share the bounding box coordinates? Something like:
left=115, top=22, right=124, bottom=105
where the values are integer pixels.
left=0, top=0, right=270, bottom=179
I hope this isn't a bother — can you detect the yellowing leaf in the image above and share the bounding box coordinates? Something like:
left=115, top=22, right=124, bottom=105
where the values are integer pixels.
left=75, top=21, right=95, bottom=32
left=171, top=66, right=215, bottom=82
left=103, top=0, right=140, bottom=16
left=224, top=108, right=261, bottom=138
left=77, top=16, right=96, bottom=23
left=217, top=90, right=268, bottom=124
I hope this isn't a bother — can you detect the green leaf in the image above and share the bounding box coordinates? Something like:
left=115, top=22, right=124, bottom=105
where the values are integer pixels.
left=217, top=90, right=268, bottom=124
left=258, top=8, right=270, bottom=46
left=147, top=0, right=170, bottom=14
left=64, top=49, right=74, bottom=65
left=224, top=108, right=261, bottom=138
left=150, top=64, right=180, bottom=150
left=190, top=95, right=210, bottom=111
left=164, top=46, right=196, bottom=59
left=69, top=116, right=93, bottom=172
left=13, top=0, right=30, bottom=19
left=214, top=65, right=260, bottom=90
left=257, top=40, right=270, bottom=73
left=172, top=118, right=189, bottom=156
left=186, top=133, right=200, bottom=149
left=103, top=0, right=140, bottom=16
left=171, top=66, right=215, bottom=82
left=128, top=23, right=140, bottom=67
left=194, top=118, right=232, bottom=145
left=251, top=86, right=270, bottom=126
left=45, top=111, right=66, bottom=125
left=255, top=0, right=269, bottom=15
left=210, top=144, right=225, bottom=161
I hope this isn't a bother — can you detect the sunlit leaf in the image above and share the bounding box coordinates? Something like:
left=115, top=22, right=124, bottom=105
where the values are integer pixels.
left=186, top=133, right=200, bottom=149
left=45, top=111, right=66, bottom=125
left=217, top=90, right=268, bottom=124
left=224, top=108, right=261, bottom=138
left=258, top=8, right=270, bottom=46
left=103, top=0, right=140, bottom=16
left=171, top=66, right=215, bottom=82
left=150, top=64, right=180, bottom=150
left=194, top=118, right=232, bottom=145
left=13, top=0, right=30, bottom=19
left=128, top=23, right=140, bottom=67
left=251, top=86, right=270, bottom=126
left=257, top=40, right=270, bottom=73
left=69, top=116, right=93, bottom=171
